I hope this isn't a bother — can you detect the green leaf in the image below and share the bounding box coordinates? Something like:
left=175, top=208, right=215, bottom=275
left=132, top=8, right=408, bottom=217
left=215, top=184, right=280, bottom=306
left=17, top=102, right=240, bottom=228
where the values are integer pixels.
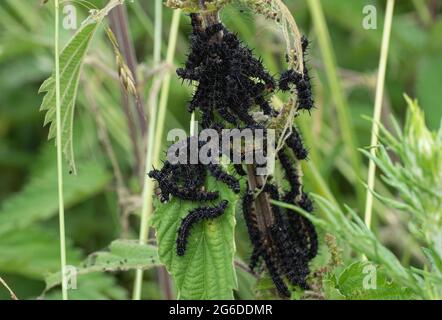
left=322, top=278, right=346, bottom=300
left=44, top=240, right=161, bottom=292
left=336, top=261, right=413, bottom=300
left=152, top=175, right=238, bottom=300
left=37, top=0, right=130, bottom=174
left=0, top=161, right=111, bottom=235
left=39, top=21, right=100, bottom=174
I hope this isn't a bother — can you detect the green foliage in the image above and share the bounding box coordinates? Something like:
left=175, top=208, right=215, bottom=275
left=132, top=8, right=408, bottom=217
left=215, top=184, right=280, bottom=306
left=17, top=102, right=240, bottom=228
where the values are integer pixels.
left=39, top=22, right=100, bottom=175
left=275, top=98, right=442, bottom=299
left=0, top=161, right=111, bottom=235
left=2, top=0, right=442, bottom=300
left=324, top=261, right=413, bottom=300
left=152, top=175, right=238, bottom=299
left=38, top=0, right=125, bottom=174
left=44, top=240, right=160, bottom=292
left=273, top=197, right=423, bottom=296
left=363, top=96, right=442, bottom=252
left=0, top=226, right=82, bottom=279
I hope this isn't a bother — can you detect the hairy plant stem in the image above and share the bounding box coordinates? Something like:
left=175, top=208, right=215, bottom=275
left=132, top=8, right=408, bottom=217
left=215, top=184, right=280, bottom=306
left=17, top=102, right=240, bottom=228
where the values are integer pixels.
left=307, top=0, right=365, bottom=210
left=364, top=0, right=395, bottom=229
left=54, top=0, right=68, bottom=300
left=133, top=5, right=181, bottom=300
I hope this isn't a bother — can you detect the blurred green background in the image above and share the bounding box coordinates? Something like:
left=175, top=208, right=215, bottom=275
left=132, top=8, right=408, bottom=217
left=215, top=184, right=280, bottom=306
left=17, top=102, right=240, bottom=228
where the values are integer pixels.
left=0, top=0, right=441, bottom=299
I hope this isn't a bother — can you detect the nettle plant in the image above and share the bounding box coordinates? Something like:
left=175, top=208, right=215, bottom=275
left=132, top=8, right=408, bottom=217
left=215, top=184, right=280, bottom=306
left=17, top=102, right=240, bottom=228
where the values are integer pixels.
left=151, top=1, right=318, bottom=298
left=38, top=0, right=327, bottom=300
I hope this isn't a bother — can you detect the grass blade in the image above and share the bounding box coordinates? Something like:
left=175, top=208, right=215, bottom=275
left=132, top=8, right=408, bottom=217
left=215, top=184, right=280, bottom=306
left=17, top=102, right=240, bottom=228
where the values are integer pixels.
left=364, top=0, right=395, bottom=229
left=132, top=4, right=181, bottom=301
left=307, top=0, right=365, bottom=208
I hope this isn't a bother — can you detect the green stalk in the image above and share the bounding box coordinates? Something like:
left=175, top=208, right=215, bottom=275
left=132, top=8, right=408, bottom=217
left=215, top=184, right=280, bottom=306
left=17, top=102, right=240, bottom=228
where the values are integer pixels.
left=364, top=0, right=395, bottom=229
left=152, top=9, right=181, bottom=169
left=54, top=0, right=68, bottom=300
left=307, top=0, right=365, bottom=209
left=132, top=5, right=180, bottom=301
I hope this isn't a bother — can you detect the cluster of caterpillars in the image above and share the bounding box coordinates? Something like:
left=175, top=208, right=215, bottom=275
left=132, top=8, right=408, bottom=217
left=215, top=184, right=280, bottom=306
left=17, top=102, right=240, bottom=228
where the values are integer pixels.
left=149, top=13, right=317, bottom=298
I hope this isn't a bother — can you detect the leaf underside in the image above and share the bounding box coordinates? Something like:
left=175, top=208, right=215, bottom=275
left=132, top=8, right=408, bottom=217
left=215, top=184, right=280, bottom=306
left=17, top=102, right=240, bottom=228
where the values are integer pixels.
left=44, top=239, right=161, bottom=292
left=39, top=22, right=99, bottom=174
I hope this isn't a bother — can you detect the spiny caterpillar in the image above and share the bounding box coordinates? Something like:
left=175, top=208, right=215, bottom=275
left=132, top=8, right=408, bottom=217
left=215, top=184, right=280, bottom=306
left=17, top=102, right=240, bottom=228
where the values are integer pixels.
left=279, top=36, right=314, bottom=112
left=286, top=126, right=308, bottom=161
left=149, top=135, right=240, bottom=256
left=150, top=13, right=318, bottom=298
left=177, top=14, right=276, bottom=128
left=176, top=200, right=229, bottom=256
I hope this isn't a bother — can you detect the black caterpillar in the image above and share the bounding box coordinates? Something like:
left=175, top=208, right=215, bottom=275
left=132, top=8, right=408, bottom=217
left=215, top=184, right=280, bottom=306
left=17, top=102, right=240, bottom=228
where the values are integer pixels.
left=207, top=163, right=240, bottom=193
left=149, top=136, right=240, bottom=256
left=279, top=36, right=314, bottom=112
left=150, top=14, right=318, bottom=298
left=177, top=14, right=276, bottom=129
left=286, top=127, right=308, bottom=160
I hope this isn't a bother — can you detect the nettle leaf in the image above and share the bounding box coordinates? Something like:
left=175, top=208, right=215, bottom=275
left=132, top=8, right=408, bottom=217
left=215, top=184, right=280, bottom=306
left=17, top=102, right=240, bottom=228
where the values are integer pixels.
left=44, top=240, right=160, bottom=292
left=0, top=226, right=82, bottom=279
left=38, top=0, right=128, bottom=174
left=39, top=21, right=99, bottom=174
left=0, top=161, right=111, bottom=235
left=152, top=175, right=238, bottom=300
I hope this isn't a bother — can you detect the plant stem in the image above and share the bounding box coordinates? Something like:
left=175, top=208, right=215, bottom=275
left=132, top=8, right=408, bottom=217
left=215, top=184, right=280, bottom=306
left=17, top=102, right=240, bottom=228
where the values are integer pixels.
left=132, top=5, right=180, bottom=301
left=0, top=276, right=18, bottom=300
left=110, top=4, right=147, bottom=137
left=54, top=0, right=68, bottom=301
left=364, top=0, right=395, bottom=229
left=307, top=0, right=365, bottom=209
left=152, top=9, right=181, bottom=169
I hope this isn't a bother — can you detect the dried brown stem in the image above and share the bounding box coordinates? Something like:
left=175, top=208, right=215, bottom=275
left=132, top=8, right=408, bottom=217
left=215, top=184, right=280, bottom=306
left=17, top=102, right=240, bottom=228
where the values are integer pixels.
left=246, top=166, right=276, bottom=234
left=109, top=4, right=147, bottom=136
left=109, top=4, right=145, bottom=179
